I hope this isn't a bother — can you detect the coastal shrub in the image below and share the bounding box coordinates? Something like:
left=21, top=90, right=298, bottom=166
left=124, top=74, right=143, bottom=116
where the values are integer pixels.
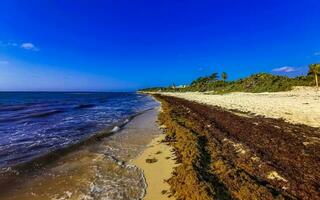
left=220, top=73, right=314, bottom=93
left=139, top=73, right=314, bottom=93
left=308, top=63, right=320, bottom=87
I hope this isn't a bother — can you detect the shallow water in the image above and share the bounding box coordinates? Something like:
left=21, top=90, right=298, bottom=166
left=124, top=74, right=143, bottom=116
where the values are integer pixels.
left=0, top=92, right=157, bottom=169
left=0, top=108, right=160, bottom=200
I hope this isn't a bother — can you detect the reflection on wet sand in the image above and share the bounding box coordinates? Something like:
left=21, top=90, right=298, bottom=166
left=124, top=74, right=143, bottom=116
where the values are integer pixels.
left=0, top=108, right=160, bottom=200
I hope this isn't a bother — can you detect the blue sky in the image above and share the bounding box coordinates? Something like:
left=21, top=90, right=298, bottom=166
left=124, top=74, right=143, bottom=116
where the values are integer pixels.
left=1, top=0, right=320, bottom=91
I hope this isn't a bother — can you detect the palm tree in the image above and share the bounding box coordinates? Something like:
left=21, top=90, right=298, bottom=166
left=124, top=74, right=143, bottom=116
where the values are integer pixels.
left=308, top=64, right=320, bottom=87
left=209, top=72, right=219, bottom=81
left=221, top=72, right=227, bottom=81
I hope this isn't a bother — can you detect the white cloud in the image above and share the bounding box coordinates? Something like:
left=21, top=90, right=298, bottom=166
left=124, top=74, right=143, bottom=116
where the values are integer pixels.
left=272, top=66, right=296, bottom=73
left=21, top=42, right=39, bottom=51
left=314, top=52, right=320, bottom=56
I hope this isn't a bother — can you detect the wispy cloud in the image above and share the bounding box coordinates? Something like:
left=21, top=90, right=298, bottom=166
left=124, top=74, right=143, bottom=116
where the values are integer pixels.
left=0, top=41, right=17, bottom=47
left=21, top=42, right=39, bottom=51
left=272, top=66, right=296, bottom=73
left=314, top=51, right=320, bottom=56
left=1, top=41, right=39, bottom=51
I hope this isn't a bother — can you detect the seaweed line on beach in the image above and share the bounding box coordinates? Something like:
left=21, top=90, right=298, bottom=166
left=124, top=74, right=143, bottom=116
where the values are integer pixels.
left=154, top=94, right=320, bottom=200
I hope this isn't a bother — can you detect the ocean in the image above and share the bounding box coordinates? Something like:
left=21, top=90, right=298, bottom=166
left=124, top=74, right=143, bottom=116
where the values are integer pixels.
left=0, top=92, right=159, bottom=199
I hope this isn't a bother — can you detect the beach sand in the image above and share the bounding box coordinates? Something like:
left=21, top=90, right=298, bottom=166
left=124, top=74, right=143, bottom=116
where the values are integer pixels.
left=160, top=86, right=320, bottom=127
left=153, top=94, right=320, bottom=199
left=132, top=134, right=176, bottom=200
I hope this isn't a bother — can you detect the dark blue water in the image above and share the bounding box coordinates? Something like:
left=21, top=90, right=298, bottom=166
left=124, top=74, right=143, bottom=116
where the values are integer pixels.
left=0, top=92, right=157, bottom=169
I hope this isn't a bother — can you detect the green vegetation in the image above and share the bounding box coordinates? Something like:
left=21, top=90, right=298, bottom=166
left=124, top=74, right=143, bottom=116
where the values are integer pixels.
left=221, top=72, right=227, bottom=81
left=140, top=70, right=315, bottom=93
left=308, top=63, right=320, bottom=87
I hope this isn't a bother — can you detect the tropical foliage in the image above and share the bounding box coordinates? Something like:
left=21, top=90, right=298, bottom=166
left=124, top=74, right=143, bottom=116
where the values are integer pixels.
left=308, top=63, right=320, bottom=87
left=221, top=72, right=227, bottom=81
left=140, top=67, right=316, bottom=93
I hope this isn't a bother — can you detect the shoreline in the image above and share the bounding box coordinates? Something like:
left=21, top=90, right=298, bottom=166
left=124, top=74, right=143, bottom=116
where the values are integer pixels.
left=1, top=91, right=318, bottom=199
left=0, top=107, right=162, bottom=200
left=132, top=134, right=176, bottom=200
left=131, top=100, right=177, bottom=200
left=0, top=107, right=156, bottom=178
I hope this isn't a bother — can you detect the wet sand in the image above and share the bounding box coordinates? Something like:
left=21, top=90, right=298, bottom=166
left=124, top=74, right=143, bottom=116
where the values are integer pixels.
left=0, top=107, right=161, bottom=200
left=132, top=134, right=176, bottom=200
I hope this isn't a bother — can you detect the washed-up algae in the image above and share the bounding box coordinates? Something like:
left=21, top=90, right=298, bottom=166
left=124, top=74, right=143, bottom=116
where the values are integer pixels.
left=154, top=94, right=320, bottom=200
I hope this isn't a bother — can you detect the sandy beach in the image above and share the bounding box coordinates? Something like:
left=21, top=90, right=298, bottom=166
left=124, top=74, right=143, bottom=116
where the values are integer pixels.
left=159, top=86, right=320, bottom=127
left=153, top=94, right=320, bottom=199
left=132, top=134, right=176, bottom=200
